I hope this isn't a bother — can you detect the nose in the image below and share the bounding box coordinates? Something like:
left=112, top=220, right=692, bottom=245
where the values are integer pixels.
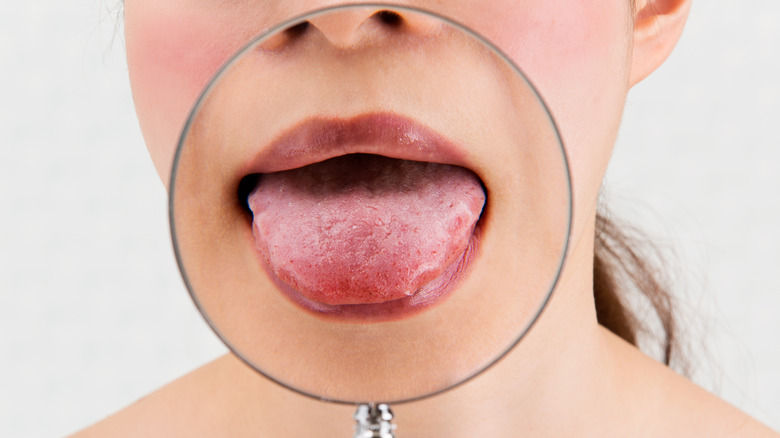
left=304, top=7, right=441, bottom=49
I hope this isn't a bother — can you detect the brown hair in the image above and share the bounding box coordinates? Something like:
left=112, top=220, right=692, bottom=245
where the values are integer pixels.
left=593, top=209, right=687, bottom=373
left=589, top=0, right=689, bottom=374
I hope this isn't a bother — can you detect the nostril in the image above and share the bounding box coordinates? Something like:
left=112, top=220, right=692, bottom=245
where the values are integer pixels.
left=284, top=20, right=310, bottom=37
left=373, top=10, right=403, bottom=26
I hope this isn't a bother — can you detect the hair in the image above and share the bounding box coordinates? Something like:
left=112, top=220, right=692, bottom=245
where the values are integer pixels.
left=593, top=208, right=687, bottom=373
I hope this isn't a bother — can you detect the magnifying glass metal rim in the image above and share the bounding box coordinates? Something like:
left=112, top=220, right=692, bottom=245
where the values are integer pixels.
left=169, top=1, right=573, bottom=406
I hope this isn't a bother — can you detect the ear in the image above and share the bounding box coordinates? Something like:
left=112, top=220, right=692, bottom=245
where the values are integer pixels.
left=628, top=0, right=692, bottom=87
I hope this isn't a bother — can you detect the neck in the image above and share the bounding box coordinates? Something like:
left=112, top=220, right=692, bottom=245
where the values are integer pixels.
left=231, top=217, right=620, bottom=437
left=392, top=221, right=615, bottom=437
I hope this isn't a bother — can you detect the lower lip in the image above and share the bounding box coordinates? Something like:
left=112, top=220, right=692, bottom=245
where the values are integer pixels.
left=248, top=221, right=482, bottom=323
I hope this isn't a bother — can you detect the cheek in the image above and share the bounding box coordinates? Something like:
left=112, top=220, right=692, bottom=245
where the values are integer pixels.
left=126, top=0, right=632, bottom=209
left=125, top=1, right=257, bottom=183
left=464, top=0, right=632, bottom=221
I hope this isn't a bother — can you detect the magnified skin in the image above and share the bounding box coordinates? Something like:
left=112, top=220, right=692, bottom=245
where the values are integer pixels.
left=166, top=10, right=568, bottom=400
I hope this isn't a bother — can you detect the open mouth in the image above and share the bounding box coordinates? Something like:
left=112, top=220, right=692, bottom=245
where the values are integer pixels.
left=236, top=113, right=488, bottom=321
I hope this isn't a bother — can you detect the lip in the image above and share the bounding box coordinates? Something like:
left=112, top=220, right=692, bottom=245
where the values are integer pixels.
left=239, top=111, right=486, bottom=322
left=239, top=112, right=474, bottom=175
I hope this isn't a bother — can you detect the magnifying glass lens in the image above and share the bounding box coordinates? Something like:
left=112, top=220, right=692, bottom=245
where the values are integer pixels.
left=170, top=4, right=571, bottom=405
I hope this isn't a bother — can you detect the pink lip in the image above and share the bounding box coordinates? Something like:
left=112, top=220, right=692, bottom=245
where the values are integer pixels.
left=240, top=112, right=484, bottom=322
left=240, top=112, right=473, bottom=175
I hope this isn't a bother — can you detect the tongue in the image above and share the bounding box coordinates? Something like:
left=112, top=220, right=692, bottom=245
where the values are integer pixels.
left=247, top=154, right=485, bottom=305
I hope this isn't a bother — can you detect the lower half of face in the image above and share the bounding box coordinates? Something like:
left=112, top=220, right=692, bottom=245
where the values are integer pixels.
left=125, top=0, right=632, bottom=324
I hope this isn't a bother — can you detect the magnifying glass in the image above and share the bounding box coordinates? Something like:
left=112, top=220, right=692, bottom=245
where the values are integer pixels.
left=170, top=4, right=571, bottom=436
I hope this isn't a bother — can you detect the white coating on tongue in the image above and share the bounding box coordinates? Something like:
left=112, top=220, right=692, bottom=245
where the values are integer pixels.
left=247, top=154, right=485, bottom=305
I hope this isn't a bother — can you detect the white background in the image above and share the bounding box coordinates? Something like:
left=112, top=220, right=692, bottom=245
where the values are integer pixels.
left=1, top=1, right=779, bottom=436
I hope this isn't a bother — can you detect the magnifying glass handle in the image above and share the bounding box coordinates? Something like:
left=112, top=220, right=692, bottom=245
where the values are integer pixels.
left=353, top=403, right=397, bottom=438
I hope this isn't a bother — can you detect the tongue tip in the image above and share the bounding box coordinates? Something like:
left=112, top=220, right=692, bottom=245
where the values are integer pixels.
left=256, top=228, right=481, bottom=320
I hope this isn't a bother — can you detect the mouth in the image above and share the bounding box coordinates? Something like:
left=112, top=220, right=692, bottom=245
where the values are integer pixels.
left=237, top=113, right=487, bottom=322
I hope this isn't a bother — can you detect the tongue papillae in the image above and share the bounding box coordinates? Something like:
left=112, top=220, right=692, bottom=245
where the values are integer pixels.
left=247, top=154, right=485, bottom=306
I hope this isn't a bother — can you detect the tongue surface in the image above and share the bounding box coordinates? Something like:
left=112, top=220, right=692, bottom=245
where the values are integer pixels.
left=247, top=154, right=485, bottom=305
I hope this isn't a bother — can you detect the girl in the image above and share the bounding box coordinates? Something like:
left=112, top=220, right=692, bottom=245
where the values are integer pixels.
left=74, top=0, right=778, bottom=436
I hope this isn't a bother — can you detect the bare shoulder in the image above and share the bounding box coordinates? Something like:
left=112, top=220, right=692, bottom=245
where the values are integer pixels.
left=69, top=354, right=259, bottom=438
left=70, top=334, right=779, bottom=437
left=649, top=367, right=780, bottom=437
left=602, top=328, right=779, bottom=437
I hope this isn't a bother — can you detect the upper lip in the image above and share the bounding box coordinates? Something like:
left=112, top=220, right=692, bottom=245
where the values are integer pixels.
left=239, top=112, right=474, bottom=175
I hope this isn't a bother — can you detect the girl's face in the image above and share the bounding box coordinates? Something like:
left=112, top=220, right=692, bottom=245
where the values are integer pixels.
left=125, top=0, right=633, bottom=227
left=123, top=0, right=636, bottom=400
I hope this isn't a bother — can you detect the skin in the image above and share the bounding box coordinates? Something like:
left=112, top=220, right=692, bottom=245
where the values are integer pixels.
left=73, top=0, right=779, bottom=436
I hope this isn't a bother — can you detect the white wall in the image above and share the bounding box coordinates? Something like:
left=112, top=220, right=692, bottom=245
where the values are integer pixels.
left=0, top=1, right=778, bottom=436
left=0, top=3, right=227, bottom=436
left=609, top=1, right=780, bottom=429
